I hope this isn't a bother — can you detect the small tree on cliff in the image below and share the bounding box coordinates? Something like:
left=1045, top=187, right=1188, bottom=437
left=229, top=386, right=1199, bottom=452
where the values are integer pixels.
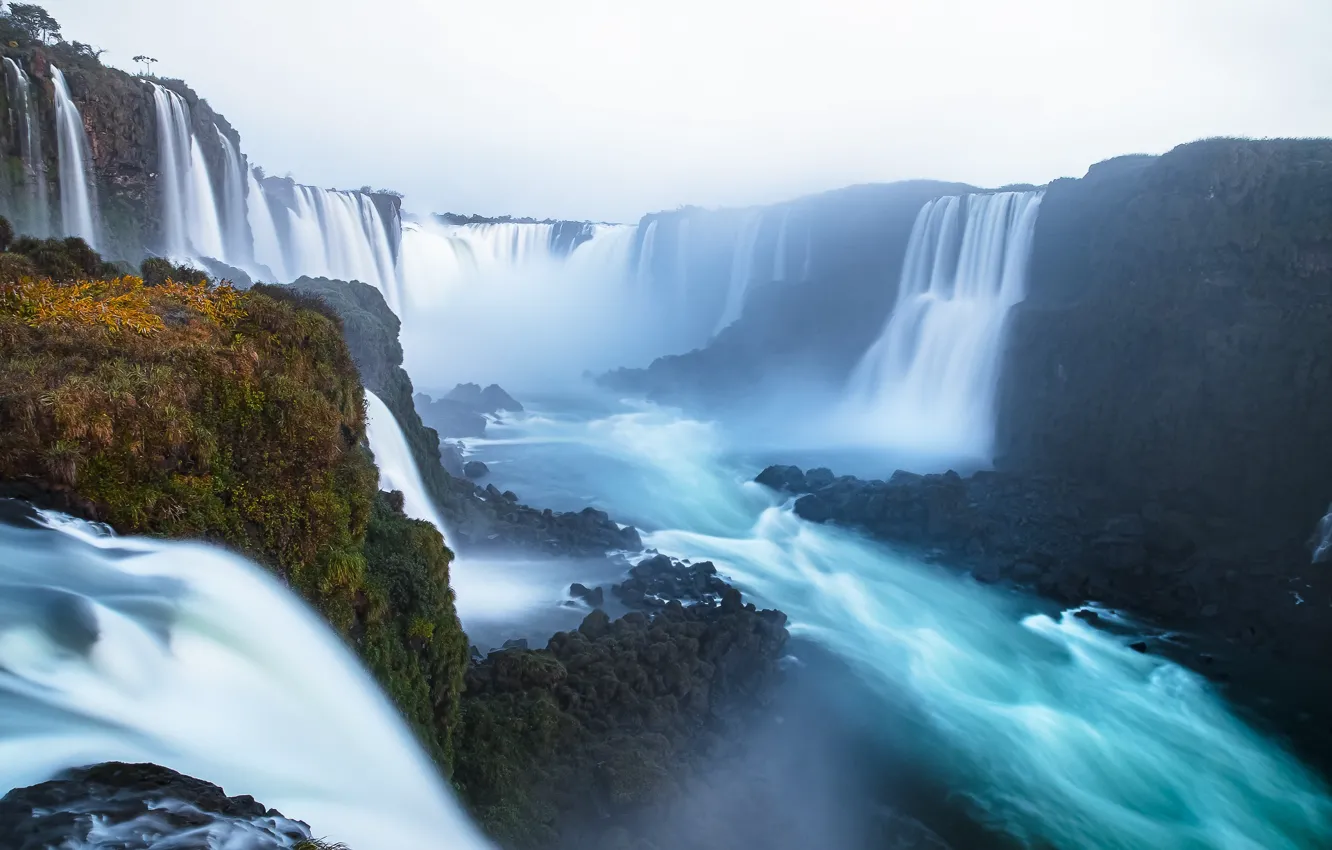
left=132, top=55, right=158, bottom=76
left=5, top=4, right=60, bottom=43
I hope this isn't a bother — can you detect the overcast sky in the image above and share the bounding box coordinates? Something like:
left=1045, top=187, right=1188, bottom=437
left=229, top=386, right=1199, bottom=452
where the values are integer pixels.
left=39, top=0, right=1332, bottom=223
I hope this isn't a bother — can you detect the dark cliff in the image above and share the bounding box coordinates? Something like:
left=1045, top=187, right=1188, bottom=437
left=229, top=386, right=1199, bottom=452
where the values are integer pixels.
left=997, top=138, right=1332, bottom=536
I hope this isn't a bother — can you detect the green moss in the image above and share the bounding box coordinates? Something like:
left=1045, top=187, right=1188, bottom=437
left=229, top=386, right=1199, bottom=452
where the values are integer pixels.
left=0, top=264, right=470, bottom=777
left=360, top=490, right=468, bottom=769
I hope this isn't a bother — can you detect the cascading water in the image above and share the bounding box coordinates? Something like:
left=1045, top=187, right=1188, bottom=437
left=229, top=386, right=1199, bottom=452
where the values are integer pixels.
left=0, top=508, right=494, bottom=850
left=713, top=210, right=765, bottom=335
left=149, top=83, right=226, bottom=262
left=635, top=219, right=658, bottom=286
left=3, top=57, right=49, bottom=236
left=216, top=127, right=251, bottom=265
left=472, top=402, right=1332, bottom=850
left=364, top=390, right=449, bottom=536
left=271, top=183, right=399, bottom=307
left=397, top=220, right=660, bottom=388
left=772, top=208, right=791, bottom=281
left=844, top=191, right=1044, bottom=458
left=801, top=222, right=813, bottom=281
left=246, top=169, right=286, bottom=281
left=1313, top=503, right=1332, bottom=563
left=49, top=65, right=98, bottom=248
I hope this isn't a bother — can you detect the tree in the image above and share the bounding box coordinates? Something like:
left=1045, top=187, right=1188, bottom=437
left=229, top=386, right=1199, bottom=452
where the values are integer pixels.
left=6, top=4, right=60, bottom=44
left=132, top=55, right=158, bottom=76
left=70, top=41, right=106, bottom=62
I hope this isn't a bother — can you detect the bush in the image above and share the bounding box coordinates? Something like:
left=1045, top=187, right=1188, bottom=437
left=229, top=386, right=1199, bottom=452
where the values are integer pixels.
left=140, top=256, right=209, bottom=287
left=8, top=234, right=119, bottom=280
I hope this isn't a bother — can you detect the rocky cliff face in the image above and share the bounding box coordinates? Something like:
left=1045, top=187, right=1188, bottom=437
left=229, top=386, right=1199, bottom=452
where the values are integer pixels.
left=998, top=138, right=1332, bottom=537
left=0, top=45, right=245, bottom=263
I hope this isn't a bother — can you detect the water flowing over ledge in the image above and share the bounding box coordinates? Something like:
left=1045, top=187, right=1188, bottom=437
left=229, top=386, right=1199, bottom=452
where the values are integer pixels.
left=844, top=190, right=1044, bottom=459
left=0, top=508, right=492, bottom=850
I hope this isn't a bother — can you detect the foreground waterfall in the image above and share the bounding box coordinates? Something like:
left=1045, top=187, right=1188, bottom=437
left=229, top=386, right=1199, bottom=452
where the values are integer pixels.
left=480, top=404, right=1332, bottom=850
left=0, top=508, right=493, bottom=850
left=49, top=66, right=98, bottom=247
left=2, top=58, right=49, bottom=237
left=845, top=191, right=1044, bottom=458
left=364, top=390, right=449, bottom=536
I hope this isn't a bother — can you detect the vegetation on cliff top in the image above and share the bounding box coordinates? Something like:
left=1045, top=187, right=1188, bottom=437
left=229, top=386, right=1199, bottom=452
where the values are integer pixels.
left=0, top=231, right=468, bottom=772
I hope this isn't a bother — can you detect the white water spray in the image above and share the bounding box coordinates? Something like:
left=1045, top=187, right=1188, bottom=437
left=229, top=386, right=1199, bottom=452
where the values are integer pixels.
left=636, top=219, right=658, bottom=286
left=714, top=210, right=765, bottom=335
left=772, top=208, right=791, bottom=282
left=3, top=57, right=49, bottom=236
left=50, top=66, right=97, bottom=248
left=216, top=128, right=251, bottom=265
left=845, top=191, right=1043, bottom=458
left=246, top=169, right=286, bottom=281
left=269, top=183, right=399, bottom=307
left=0, top=511, right=493, bottom=850
left=364, top=390, right=449, bottom=537
left=149, top=84, right=226, bottom=262
left=398, top=220, right=666, bottom=388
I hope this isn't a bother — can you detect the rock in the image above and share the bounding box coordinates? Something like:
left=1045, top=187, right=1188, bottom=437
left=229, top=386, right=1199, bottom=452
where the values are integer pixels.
left=439, top=441, right=466, bottom=477
left=754, top=465, right=808, bottom=493
left=0, top=763, right=313, bottom=850
left=502, top=637, right=530, bottom=650
left=1011, top=561, right=1042, bottom=582
left=464, top=460, right=489, bottom=479
left=805, top=467, right=835, bottom=490
left=570, top=582, right=605, bottom=606
left=1129, top=641, right=1149, bottom=654
left=613, top=554, right=730, bottom=609
left=793, top=493, right=832, bottom=523
left=579, top=609, right=612, bottom=640
left=444, top=382, right=523, bottom=414
left=480, top=384, right=523, bottom=413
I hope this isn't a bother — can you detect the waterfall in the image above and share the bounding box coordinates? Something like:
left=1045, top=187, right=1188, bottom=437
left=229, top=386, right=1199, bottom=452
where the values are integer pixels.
left=246, top=169, right=285, bottom=281
left=772, top=208, right=791, bottom=281
left=271, top=183, right=400, bottom=307
left=801, top=223, right=813, bottom=281
left=3, top=57, right=49, bottom=236
left=713, top=210, right=765, bottom=335
left=635, top=219, right=658, bottom=286
left=397, top=220, right=660, bottom=387
left=845, top=190, right=1044, bottom=458
left=364, top=390, right=449, bottom=537
left=149, top=84, right=227, bottom=262
left=215, top=127, right=251, bottom=265
left=675, top=217, right=690, bottom=308
left=0, top=509, right=494, bottom=850
left=1314, top=503, right=1332, bottom=564
left=49, top=65, right=97, bottom=248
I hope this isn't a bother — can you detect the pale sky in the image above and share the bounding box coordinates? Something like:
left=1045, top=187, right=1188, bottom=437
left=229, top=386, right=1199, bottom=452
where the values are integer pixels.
left=40, top=0, right=1332, bottom=223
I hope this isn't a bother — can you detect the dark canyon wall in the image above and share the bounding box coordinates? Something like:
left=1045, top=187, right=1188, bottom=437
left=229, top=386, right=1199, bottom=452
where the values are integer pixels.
left=997, top=138, right=1332, bottom=536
